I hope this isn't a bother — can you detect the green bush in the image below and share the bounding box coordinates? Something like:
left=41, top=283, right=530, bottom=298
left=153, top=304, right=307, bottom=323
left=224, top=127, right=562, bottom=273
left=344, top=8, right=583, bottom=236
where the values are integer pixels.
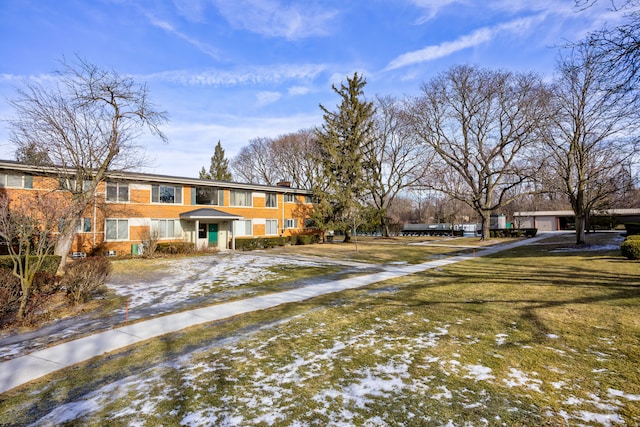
left=234, top=235, right=319, bottom=251
left=295, top=234, right=320, bottom=245
left=625, top=234, right=640, bottom=241
left=0, top=255, right=61, bottom=274
left=621, top=239, right=640, bottom=260
left=234, top=238, right=261, bottom=251
left=63, top=257, right=112, bottom=304
left=156, top=242, right=195, bottom=255
left=263, top=237, right=287, bottom=248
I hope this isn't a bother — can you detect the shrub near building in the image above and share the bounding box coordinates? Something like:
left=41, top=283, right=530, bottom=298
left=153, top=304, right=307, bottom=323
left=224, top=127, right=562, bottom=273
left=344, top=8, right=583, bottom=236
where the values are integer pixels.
left=621, top=235, right=640, bottom=260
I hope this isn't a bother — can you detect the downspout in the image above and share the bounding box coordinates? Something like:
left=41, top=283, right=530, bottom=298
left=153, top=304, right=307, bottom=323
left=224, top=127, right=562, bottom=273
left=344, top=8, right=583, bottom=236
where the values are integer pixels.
left=231, top=220, right=236, bottom=250
left=93, top=192, right=97, bottom=249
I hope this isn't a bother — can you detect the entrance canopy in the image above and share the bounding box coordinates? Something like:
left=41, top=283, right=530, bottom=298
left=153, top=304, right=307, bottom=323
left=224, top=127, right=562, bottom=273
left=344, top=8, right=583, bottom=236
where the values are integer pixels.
left=180, top=208, right=243, bottom=221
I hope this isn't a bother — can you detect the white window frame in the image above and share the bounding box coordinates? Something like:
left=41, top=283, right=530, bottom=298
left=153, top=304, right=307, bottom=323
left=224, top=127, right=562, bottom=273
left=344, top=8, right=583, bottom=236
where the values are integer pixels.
left=235, top=220, right=253, bottom=236
left=285, top=218, right=298, bottom=229
left=230, top=190, right=253, bottom=207
left=266, top=219, right=278, bottom=235
left=151, top=219, right=183, bottom=239
left=265, top=192, right=277, bottom=208
left=106, top=182, right=129, bottom=202
left=152, top=184, right=183, bottom=204
left=195, top=186, right=223, bottom=206
left=76, top=218, right=92, bottom=233
left=284, top=193, right=296, bottom=203
left=105, top=219, right=129, bottom=241
left=0, top=173, right=33, bottom=189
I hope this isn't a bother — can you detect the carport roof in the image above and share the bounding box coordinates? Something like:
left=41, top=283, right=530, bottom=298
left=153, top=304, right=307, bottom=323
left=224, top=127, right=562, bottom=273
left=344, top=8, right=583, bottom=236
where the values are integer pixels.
left=180, top=208, right=243, bottom=220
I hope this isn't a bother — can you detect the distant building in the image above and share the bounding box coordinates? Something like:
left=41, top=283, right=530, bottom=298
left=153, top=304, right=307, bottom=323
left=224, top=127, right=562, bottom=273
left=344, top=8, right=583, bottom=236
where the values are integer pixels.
left=513, top=209, right=640, bottom=232
left=0, top=160, right=316, bottom=256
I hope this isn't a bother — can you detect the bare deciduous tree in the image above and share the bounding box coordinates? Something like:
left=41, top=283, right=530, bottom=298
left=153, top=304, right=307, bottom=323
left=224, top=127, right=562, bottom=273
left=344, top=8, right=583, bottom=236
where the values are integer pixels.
left=0, top=193, right=68, bottom=320
left=7, top=56, right=167, bottom=272
left=368, top=96, right=433, bottom=237
left=231, top=130, right=323, bottom=189
left=546, top=43, right=639, bottom=244
left=231, top=137, right=277, bottom=185
left=576, top=0, right=640, bottom=90
left=270, top=129, right=323, bottom=189
left=408, top=65, right=550, bottom=239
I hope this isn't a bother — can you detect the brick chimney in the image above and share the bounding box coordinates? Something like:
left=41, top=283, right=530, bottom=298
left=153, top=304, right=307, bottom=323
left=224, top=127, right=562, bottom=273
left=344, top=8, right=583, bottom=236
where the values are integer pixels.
left=276, top=181, right=291, bottom=187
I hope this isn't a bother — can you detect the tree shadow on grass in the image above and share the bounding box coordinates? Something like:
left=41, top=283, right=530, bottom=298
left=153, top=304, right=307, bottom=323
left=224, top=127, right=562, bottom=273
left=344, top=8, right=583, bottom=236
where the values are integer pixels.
left=365, top=248, right=640, bottom=348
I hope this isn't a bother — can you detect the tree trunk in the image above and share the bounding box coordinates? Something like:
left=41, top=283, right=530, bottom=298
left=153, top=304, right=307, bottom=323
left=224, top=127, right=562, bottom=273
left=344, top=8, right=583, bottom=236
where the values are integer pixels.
left=381, top=215, right=390, bottom=238
left=343, top=227, right=352, bottom=243
left=17, top=277, right=34, bottom=321
left=575, top=213, right=586, bottom=245
left=481, top=213, right=491, bottom=240
left=54, top=218, right=79, bottom=274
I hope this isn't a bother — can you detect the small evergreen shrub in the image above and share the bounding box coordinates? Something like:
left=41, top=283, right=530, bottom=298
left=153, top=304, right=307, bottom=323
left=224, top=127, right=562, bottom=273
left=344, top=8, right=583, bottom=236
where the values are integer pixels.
left=624, top=234, right=640, bottom=241
left=295, top=234, right=320, bottom=245
left=621, top=238, right=640, bottom=260
left=63, top=257, right=112, bottom=304
left=234, top=235, right=319, bottom=251
left=156, top=242, right=196, bottom=255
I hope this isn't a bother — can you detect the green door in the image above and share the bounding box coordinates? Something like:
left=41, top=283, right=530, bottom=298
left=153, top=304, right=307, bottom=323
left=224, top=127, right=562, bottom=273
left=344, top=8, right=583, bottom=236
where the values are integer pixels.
left=208, top=223, right=218, bottom=246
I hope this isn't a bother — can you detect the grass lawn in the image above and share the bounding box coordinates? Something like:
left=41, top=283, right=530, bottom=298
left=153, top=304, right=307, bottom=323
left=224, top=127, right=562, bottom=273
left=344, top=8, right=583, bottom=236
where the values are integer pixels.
left=268, top=236, right=502, bottom=264
left=1, top=233, right=639, bottom=426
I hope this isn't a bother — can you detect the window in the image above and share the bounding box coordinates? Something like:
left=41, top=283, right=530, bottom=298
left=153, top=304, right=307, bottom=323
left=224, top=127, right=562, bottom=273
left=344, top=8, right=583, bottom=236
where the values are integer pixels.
left=265, top=192, right=277, bottom=208
left=235, top=220, right=252, bottom=236
left=78, top=218, right=92, bottom=233
left=60, top=178, right=92, bottom=192
left=230, top=190, right=252, bottom=207
left=106, top=182, right=129, bottom=202
left=284, top=193, right=296, bottom=203
left=105, top=219, right=129, bottom=240
left=0, top=174, right=33, bottom=189
left=266, top=219, right=278, bottom=235
left=195, top=186, right=223, bottom=206
left=152, top=184, right=182, bottom=204
left=151, top=219, right=183, bottom=239
left=285, top=218, right=298, bottom=229
left=305, top=195, right=315, bottom=204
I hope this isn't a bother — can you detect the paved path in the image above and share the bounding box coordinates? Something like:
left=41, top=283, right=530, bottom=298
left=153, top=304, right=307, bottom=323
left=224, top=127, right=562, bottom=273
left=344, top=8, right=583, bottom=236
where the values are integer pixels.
left=0, top=234, right=552, bottom=394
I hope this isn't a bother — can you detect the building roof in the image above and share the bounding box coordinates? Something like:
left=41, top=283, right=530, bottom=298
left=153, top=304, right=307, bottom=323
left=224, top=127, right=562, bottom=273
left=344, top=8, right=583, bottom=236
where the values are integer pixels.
left=0, top=159, right=312, bottom=194
left=179, top=208, right=244, bottom=220
left=514, top=209, right=640, bottom=217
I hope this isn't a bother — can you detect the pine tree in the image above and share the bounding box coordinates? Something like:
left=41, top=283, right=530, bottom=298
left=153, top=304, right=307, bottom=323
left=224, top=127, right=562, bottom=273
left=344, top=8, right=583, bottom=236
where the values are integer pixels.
left=314, top=72, right=376, bottom=243
left=200, top=141, right=232, bottom=181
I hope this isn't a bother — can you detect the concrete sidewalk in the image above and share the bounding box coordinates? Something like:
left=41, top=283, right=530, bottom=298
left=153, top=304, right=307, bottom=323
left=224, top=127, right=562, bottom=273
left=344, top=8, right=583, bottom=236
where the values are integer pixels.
left=0, top=234, right=551, bottom=394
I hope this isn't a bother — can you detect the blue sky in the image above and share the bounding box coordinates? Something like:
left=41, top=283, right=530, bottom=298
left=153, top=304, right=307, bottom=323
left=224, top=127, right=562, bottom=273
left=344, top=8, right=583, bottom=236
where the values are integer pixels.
left=0, top=0, right=628, bottom=177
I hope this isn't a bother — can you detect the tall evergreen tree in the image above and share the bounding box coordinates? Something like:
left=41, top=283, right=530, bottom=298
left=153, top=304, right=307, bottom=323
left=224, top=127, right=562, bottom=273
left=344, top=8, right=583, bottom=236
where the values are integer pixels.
left=313, top=72, right=376, bottom=243
left=200, top=140, right=232, bottom=181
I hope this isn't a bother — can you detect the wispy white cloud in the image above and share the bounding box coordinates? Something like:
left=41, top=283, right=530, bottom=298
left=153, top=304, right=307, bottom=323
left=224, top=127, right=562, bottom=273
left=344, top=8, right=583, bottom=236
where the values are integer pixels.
left=288, top=85, right=310, bottom=96
left=256, top=91, right=282, bottom=106
left=141, top=113, right=322, bottom=175
left=385, top=14, right=546, bottom=71
left=0, top=73, right=57, bottom=84
left=143, top=64, right=329, bottom=87
left=172, top=0, right=207, bottom=23
left=146, top=14, right=221, bottom=60
left=409, top=0, right=468, bottom=24
left=211, top=0, right=339, bottom=39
